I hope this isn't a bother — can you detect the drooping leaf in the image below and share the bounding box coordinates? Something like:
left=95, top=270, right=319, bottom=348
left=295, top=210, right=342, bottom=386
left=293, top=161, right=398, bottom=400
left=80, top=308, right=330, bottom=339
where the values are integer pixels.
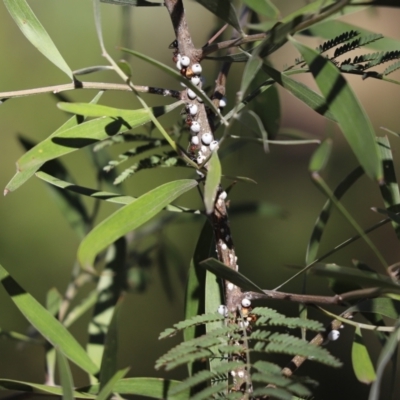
left=80, top=377, right=188, bottom=399
left=3, top=0, right=73, bottom=78
left=240, top=56, right=263, bottom=99
left=194, top=0, right=242, bottom=33
left=204, top=152, right=221, bottom=214
left=369, top=320, right=400, bottom=400
left=200, top=258, right=264, bottom=294
left=289, top=37, right=382, bottom=181
left=236, top=111, right=269, bottom=153
left=305, top=166, right=364, bottom=264
left=56, top=349, right=75, bottom=400
left=0, top=263, right=99, bottom=376
left=262, top=64, right=337, bottom=122
left=16, top=101, right=181, bottom=173
left=96, top=368, right=129, bottom=400
left=352, top=327, right=376, bottom=384
left=78, top=179, right=198, bottom=270
left=347, top=298, right=400, bottom=320
left=0, top=379, right=95, bottom=399
left=309, top=138, right=333, bottom=173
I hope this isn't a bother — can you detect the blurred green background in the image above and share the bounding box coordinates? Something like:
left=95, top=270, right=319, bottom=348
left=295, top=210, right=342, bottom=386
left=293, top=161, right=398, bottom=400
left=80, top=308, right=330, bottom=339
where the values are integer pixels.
left=1, top=1, right=400, bottom=398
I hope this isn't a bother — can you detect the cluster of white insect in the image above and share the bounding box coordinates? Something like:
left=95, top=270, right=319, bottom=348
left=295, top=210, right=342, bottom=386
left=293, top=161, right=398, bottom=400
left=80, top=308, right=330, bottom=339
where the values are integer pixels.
left=171, top=39, right=227, bottom=165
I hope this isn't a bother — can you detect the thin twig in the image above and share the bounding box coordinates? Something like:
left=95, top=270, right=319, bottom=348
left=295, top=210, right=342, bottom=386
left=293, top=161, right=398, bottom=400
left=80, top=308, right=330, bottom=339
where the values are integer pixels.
left=0, top=81, right=180, bottom=101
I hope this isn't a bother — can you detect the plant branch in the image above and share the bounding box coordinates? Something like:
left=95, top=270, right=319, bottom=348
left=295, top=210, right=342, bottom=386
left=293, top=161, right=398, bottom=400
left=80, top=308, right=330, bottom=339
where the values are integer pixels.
left=0, top=81, right=180, bottom=102
left=201, top=0, right=351, bottom=57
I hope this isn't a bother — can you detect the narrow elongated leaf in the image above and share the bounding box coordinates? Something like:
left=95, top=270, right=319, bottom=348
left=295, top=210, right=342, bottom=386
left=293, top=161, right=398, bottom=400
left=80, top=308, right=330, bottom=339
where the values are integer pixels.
left=302, top=20, right=400, bottom=52
left=240, top=56, right=263, bottom=99
left=204, top=152, right=221, bottom=214
left=100, top=0, right=162, bottom=5
left=0, top=263, right=98, bottom=376
left=120, top=48, right=223, bottom=119
left=0, top=379, right=95, bottom=399
left=369, top=320, right=400, bottom=400
left=5, top=92, right=104, bottom=194
left=377, top=137, right=400, bottom=239
left=309, top=138, right=333, bottom=172
left=352, top=327, right=376, bottom=384
left=96, top=368, right=129, bottom=400
left=3, top=0, right=72, bottom=78
left=78, top=179, right=197, bottom=269
left=237, top=111, right=269, bottom=153
left=194, top=0, right=242, bottom=32
left=289, top=37, right=382, bottom=181
left=200, top=258, right=264, bottom=294
left=347, top=298, right=400, bottom=320
left=81, top=377, right=189, bottom=399
left=242, top=0, right=279, bottom=18
left=262, top=64, right=336, bottom=122
left=306, top=167, right=364, bottom=264
left=56, top=349, right=75, bottom=400
left=16, top=102, right=181, bottom=172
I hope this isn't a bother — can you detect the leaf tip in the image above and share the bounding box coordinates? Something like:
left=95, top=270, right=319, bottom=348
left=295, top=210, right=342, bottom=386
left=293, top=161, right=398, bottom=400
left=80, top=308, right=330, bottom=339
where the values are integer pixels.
left=3, top=188, right=10, bottom=196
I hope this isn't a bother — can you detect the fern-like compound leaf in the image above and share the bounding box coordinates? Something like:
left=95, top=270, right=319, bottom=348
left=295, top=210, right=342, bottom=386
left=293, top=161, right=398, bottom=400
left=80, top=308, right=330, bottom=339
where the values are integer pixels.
left=383, top=59, right=400, bottom=76
left=318, top=30, right=359, bottom=54
left=333, top=33, right=383, bottom=58
left=159, top=313, right=224, bottom=339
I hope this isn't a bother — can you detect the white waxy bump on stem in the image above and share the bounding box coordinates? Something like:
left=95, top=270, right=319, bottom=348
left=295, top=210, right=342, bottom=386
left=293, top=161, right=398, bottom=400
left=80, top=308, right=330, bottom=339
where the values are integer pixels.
left=188, top=104, right=198, bottom=116
left=217, top=304, right=228, bottom=317
left=328, top=330, right=340, bottom=341
left=197, top=155, right=205, bottom=165
left=241, top=298, right=251, bottom=308
left=192, top=63, right=202, bottom=75
left=209, top=140, right=219, bottom=151
left=191, top=76, right=201, bottom=86
left=180, top=56, right=190, bottom=67
left=187, top=89, right=197, bottom=100
left=190, top=121, right=200, bottom=133
left=191, top=136, right=199, bottom=145
left=176, top=60, right=182, bottom=70
left=201, top=132, right=213, bottom=145
left=219, top=97, right=227, bottom=108
left=219, top=191, right=227, bottom=200
left=201, top=145, right=207, bottom=153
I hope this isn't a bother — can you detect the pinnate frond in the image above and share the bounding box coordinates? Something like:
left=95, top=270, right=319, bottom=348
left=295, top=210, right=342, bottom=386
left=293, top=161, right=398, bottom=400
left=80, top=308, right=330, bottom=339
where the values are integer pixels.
left=317, top=30, right=359, bottom=53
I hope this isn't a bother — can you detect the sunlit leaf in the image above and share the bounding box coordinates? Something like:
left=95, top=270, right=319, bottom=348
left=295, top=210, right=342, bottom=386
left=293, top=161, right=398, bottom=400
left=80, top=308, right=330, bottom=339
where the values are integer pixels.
left=289, top=37, right=382, bottom=181
left=204, top=152, right=221, bottom=214
left=56, top=349, right=75, bottom=400
left=352, top=327, right=376, bottom=384
left=240, top=56, right=263, bottom=99
left=96, top=368, right=129, bottom=400
left=0, top=263, right=98, bottom=376
left=16, top=102, right=181, bottom=173
left=78, top=179, right=198, bottom=269
left=3, top=0, right=73, bottom=78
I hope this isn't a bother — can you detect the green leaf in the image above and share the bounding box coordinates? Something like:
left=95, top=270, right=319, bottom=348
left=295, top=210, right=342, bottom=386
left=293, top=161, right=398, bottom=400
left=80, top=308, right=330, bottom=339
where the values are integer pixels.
left=262, top=64, right=337, bottom=122
left=16, top=102, right=181, bottom=173
left=81, top=377, right=189, bottom=399
left=369, top=320, right=400, bottom=400
left=240, top=56, right=263, bottom=99
left=309, top=138, right=333, bottom=172
left=194, top=0, right=242, bottom=33
left=78, top=179, right=198, bottom=269
left=96, top=368, right=129, bottom=400
left=200, top=258, right=264, bottom=294
left=309, top=263, right=400, bottom=292
left=100, top=0, right=162, bottom=6
left=204, top=152, right=221, bottom=214
left=5, top=92, right=104, bottom=194
left=305, top=167, right=364, bottom=264
left=3, top=0, right=72, bottom=79
left=56, top=349, right=75, bottom=400
left=120, top=48, right=224, bottom=119
left=352, top=327, right=376, bottom=384
left=236, top=111, right=269, bottom=152
left=0, top=263, right=99, bottom=376
left=347, top=298, right=400, bottom=320
left=184, top=221, right=213, bottom=375
left=242, top=0, right=279, bottom=19
left=301, top=20, right=400, bottom=52
left=289, top=37, right=382, bottom=181
left=0, top=379, right=95, bottom=399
